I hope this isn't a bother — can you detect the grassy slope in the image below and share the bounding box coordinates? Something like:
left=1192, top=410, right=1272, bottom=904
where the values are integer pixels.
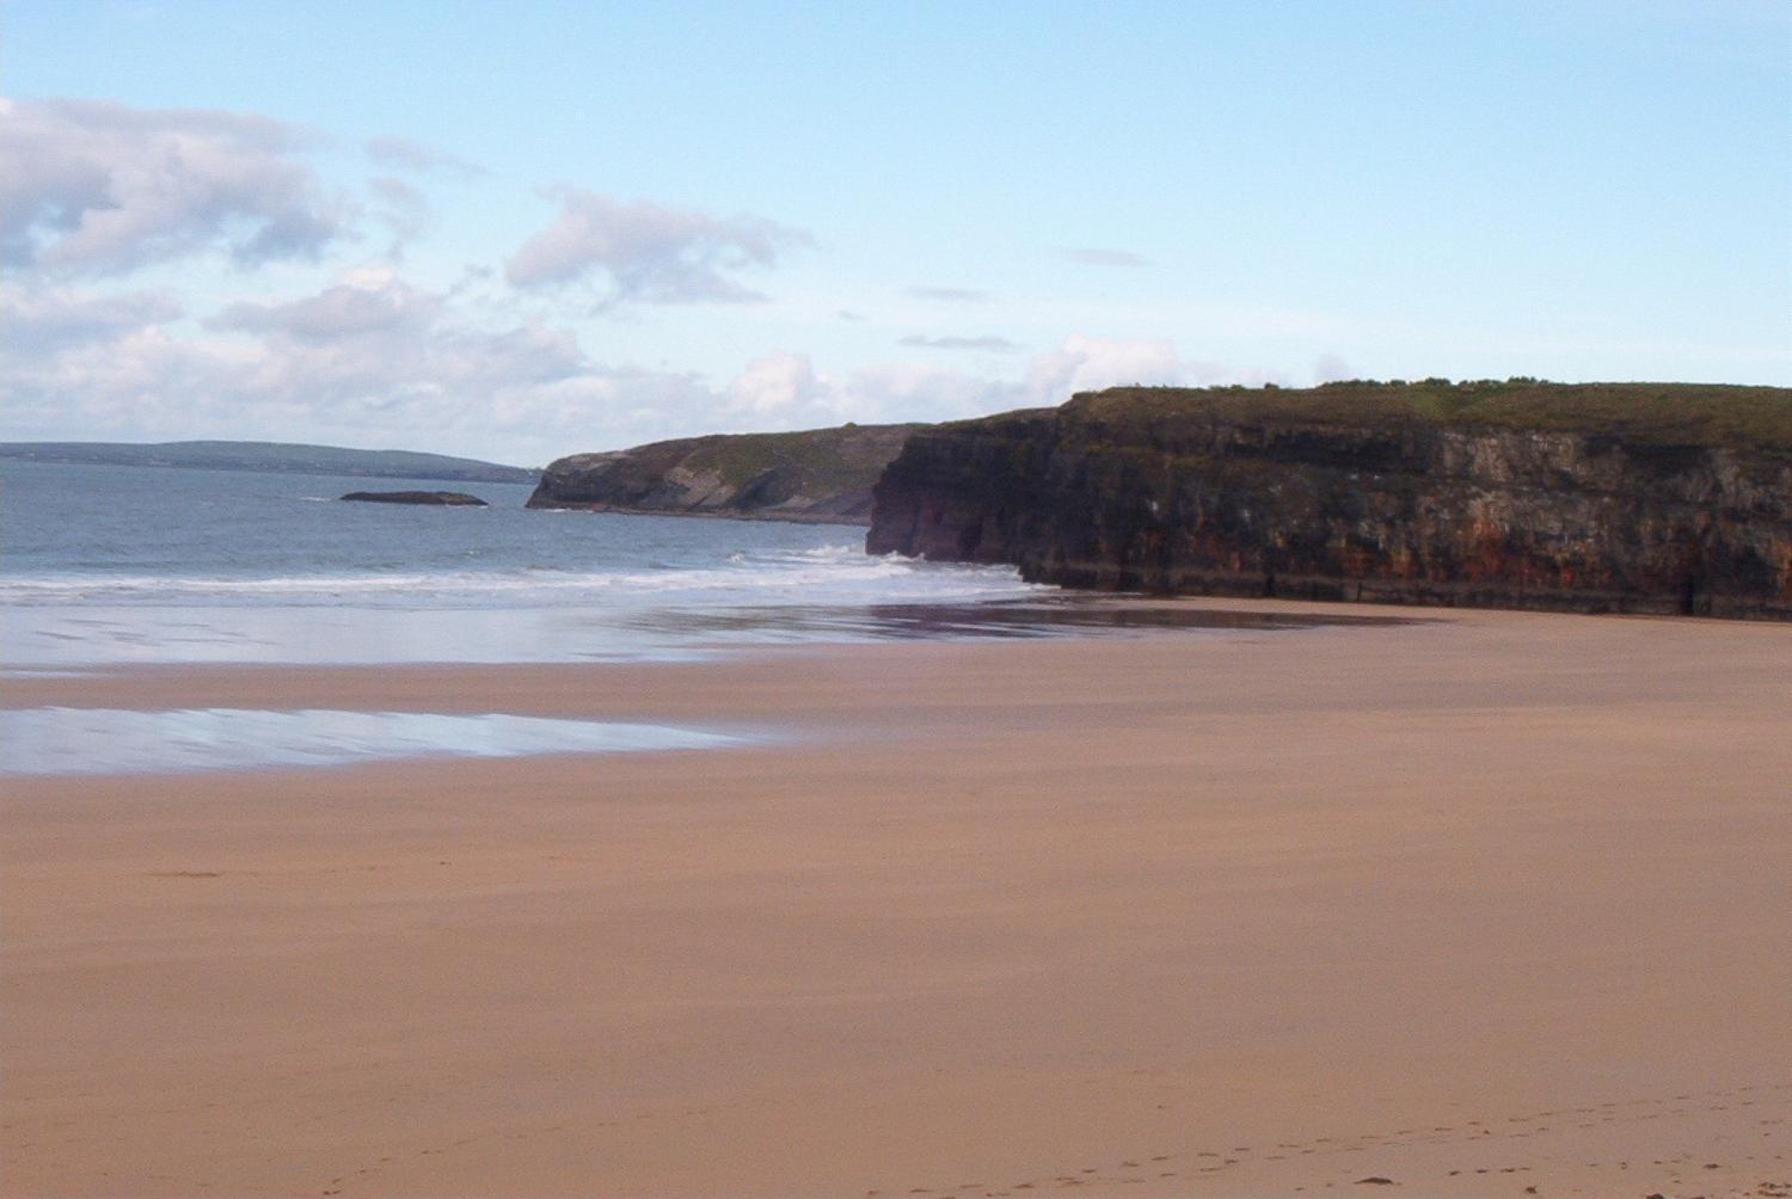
left=1061, top=381, right=1792, bottom=455
left=672, top=424, right=926, bottom=491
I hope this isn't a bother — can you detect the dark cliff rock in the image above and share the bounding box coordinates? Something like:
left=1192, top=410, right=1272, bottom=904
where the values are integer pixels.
left=528, top=423, right=923, bottom=525
left=340, top=490, right=488, bottom=506
left=866, top=382, right=1792, bottom=619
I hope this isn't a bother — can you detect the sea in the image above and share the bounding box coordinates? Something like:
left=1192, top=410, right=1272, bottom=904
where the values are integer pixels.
left=0, top=459, right=1058, bottom=671
left=0, top=460, right=1386, bottom=774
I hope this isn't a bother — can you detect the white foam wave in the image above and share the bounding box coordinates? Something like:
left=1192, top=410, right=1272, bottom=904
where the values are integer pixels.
left=0, top=548, right=1039, bottom=607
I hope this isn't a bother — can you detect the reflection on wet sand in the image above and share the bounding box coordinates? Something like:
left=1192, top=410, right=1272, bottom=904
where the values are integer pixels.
left=617, top=596, right=1428, bottom=643
left=0, top=707, right=750, bottom=776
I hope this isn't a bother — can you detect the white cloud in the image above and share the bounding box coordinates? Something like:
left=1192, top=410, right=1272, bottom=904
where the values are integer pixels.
left=209, top=270, right=441, bottom=341
left=4, top=283, right=183, bottom=350
left=713, top=334, right=1231, bottom=433
left=0, top=99, right=1297, bottom=463
left=1024, top=334, right=1225, bottom=399
left=725, top=351, right=826, bottom=419
left=505, top=188, right=811, bottom=306
left=368, top=175, right=430, bottom=257
left=710, top=354, right=1012, bottom=432
left=1, top=252, right=1277, bottom=463
left=1, top=269, right=636, bottom=461
left=840, top=360, right=1023, bottom=425
left=0, top=97, right=353, bottom=277
left=363, top=135, right=483, bottom=179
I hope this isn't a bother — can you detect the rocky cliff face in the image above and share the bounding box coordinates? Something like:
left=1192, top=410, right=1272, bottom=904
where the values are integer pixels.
left=528, top=423, right=923, bottom=524
left=866, top=383, right=1792, bottom=619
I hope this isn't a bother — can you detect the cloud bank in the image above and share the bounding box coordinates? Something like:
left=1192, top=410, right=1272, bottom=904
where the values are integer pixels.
left=3, top=270, right=702, bottom=460
left=5, top=283, right=184, bottom=350
left=363, top=135, right=483, bottom=179
left=0, top=97, right=352, bottom=276
left=3, top=260, right=1233, bottom=462
left=899, top=334, right=1018, bottom=352
left=0, top=96, right=1266, bottom=464
left=505, top=188, right=811, bottom=306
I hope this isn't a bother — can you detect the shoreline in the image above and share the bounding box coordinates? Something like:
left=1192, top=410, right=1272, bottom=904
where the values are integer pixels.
left=4, top=603, right=1789, bottom=1196
left=522, top=499, right=873, bottom=526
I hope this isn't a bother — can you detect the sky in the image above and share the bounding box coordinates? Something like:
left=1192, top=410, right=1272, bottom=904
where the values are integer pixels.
left=4, top=0, right=1789, bottom=466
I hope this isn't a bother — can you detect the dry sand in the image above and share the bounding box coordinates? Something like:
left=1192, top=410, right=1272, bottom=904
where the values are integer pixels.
left=3, top=601, right=1789, bottom=1198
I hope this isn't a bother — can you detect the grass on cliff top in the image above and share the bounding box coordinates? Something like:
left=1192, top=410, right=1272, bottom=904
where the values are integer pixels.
left=679, top=423, right=925, bottom=488
left=1065, top=380, right=1792, bottom=453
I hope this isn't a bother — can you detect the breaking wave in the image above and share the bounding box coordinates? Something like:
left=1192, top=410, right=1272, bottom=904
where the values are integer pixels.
left=0, top=544, right=1040, bottom=609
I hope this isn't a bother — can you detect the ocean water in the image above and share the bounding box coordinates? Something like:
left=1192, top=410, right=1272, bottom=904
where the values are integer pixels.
left=0, top=460, right=1403, bottom=774
left=0, top=458, right=1060, bottom=669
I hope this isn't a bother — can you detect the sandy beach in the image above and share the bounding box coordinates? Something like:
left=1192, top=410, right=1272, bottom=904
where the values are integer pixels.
left=4, top=601, right=1789, bottom=1198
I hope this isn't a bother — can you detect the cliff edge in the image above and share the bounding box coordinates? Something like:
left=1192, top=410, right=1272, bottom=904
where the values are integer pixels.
left=528, top=423, right=923, bottom=525
left=866, top=381, right=1792, bottom=619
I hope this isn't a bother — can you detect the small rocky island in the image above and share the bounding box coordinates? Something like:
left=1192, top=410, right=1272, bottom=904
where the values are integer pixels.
left=866, top=380, right=1792, bottom=620
left=340, top=490, right=488, bottom=506
left=527, top=423, right=922, bottom=524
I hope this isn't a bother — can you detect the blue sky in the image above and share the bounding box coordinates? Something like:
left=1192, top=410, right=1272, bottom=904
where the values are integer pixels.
left=4, top=0, right=1788, bottom=464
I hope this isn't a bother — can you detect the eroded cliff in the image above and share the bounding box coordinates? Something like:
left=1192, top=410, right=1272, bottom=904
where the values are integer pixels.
left=528, top=423, right=923, bottom=524
left=866, top=382, right=1792, bottom=618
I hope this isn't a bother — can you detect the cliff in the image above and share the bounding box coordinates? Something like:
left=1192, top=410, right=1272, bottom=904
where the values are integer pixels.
left=866, top=381, right=1792, bottom=619
left=528, top=423, right=924, bottom=524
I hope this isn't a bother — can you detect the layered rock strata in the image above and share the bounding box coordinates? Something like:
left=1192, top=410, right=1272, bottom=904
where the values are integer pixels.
left=866, top=383, right=1792, bottom=619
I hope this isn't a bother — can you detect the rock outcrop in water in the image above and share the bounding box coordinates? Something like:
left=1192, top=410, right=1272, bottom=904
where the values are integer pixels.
left=528, top=423, right=923, bottom=524
left=866, top=382, right=1792, bottom=619
left=340, top=490, right=488, bottom=506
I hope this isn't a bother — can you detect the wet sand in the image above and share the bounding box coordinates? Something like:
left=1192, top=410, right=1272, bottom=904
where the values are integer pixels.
left=4, top=601, right=1789, bottom=1197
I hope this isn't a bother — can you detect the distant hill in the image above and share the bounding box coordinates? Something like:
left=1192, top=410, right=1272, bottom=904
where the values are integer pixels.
left=0, top=440, right=539, bottom=484
left=528, top=423, right=924, bottom=525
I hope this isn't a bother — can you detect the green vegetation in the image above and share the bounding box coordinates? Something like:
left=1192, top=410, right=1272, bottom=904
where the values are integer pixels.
left=0, top=440, right=539, bottom=483
left=680, top=424, right=925, bottom=491
left=532, top=422, right=927, bottom=521
left=1065, top=381, right=1792, bottom=454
